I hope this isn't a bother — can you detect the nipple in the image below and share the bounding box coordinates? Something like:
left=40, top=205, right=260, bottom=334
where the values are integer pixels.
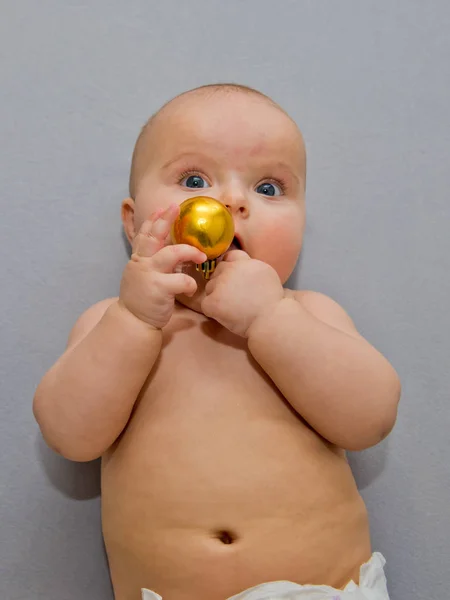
left=171, top=197, right=235, bottom=279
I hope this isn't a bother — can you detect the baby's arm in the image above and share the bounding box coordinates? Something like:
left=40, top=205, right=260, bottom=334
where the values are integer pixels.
left=247, top=291, right=401, bottom=451
left=33, top=205, right=206, bottom=462
left=33, top=299, right=162, bottom=461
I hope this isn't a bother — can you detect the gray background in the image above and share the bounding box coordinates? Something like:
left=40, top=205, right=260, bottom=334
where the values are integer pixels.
left=1, top=1, right=448, bottom=599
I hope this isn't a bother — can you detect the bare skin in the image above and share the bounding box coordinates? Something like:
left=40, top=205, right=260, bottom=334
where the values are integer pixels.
left=33, top=88, right=400, bottom=600
left=100, top=296, right=373, bottom=600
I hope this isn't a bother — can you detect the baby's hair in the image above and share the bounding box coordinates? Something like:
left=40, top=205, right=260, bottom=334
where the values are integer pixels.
left=128, top=83, right=288, bottom=199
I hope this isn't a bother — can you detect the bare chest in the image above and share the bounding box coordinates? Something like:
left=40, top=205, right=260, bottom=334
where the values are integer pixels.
left=138, top=306, right=291, bottom=420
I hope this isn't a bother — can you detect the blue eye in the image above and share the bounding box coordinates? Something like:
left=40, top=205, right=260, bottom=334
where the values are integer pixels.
left=255, top=182, right=283, bottom=197
left=180, top=174, right=210, bottom=189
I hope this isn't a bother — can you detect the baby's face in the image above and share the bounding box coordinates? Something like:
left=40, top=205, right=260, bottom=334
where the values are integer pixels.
left=125, top=92, right=306, bottom=292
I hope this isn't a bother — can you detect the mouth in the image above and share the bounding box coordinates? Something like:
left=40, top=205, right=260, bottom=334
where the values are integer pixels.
left=229, top=235, right=243, bottom=251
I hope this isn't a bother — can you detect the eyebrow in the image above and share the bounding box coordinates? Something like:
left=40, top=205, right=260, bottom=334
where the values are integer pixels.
left=272, top=162, right=302, bottom=184
left=161, top=152, right=211, bottom=171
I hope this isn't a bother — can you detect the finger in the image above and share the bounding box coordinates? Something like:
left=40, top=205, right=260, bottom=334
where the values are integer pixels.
left=201, top=295, right=214, bottom=318
left=222, top=249, right=251, bottom=262
left=132, top=204, right=179, bottom=258
left=204, top=276, right=219, bottom=295
left=148, top=207, right=166, bottom=223
left=207, top=260, right=227, bottom=281
left=151, top=244, right=207, bottom=274
left=132, top=222, right=162, bottom=258
left=162, top=272, right=198, bottom=297
left=150, top=203, right=179, bottom=240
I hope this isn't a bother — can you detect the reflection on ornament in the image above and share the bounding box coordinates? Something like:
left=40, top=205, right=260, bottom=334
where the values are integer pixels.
left=171, top=196, right=235, bottom=279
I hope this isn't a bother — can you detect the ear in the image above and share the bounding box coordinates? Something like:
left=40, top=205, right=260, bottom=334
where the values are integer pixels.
left=121, top=197, right=136, bottom=244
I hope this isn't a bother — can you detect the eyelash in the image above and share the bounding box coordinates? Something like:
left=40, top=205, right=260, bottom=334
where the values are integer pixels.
left=258, top=177, right=288, bottom=194
left=176, top=168, right=288, bottom=194
left=176, top=168, right=207, bottom=185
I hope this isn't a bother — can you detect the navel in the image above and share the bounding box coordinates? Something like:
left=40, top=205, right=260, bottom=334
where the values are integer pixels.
left=213, top=529, right=237, bottom=545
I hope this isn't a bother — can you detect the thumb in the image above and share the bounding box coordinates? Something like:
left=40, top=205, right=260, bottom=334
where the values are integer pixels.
left=222, top=249, right=251, bottom=262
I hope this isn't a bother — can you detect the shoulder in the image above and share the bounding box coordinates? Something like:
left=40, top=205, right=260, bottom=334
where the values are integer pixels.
left=66, top=297, right=118, bottom=349
left=285, top=289, right=361, bottom=338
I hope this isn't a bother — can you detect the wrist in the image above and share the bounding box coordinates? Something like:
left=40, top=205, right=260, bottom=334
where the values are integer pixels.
left=109, top=300, right=163, bottom=338
left=245, top=297, right=298, bottom=340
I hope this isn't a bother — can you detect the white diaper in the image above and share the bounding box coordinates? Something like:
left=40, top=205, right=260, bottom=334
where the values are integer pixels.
left=141, top=551, right=389, bottom=599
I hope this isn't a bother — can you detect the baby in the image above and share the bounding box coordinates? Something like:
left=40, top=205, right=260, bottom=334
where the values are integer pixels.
left=33, top=84, right=401, bottom=600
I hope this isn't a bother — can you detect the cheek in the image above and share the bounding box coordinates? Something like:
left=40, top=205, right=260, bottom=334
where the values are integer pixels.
left=133, top=187, right=179, bottom=229
left=252, top=210, right=304, bottom=281
left=134, top=200, right=168, bottom=226
left=134, top=178, right=199, bottom=229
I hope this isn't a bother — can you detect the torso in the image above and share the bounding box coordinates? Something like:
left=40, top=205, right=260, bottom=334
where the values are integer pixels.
left=101, top=302, right=372, bottom=600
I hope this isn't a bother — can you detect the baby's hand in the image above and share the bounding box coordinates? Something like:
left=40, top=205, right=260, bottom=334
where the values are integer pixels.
left=201, top=250, right=284, bottom=337
left=119, top=204, right=207, bottom=330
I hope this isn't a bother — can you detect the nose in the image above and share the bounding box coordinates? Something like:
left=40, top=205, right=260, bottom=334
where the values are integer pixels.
left=222, top=188, right=249, bottom=218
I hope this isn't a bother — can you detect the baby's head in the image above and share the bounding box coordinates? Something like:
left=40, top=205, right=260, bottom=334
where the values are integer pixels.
left=122, top=84, right=306, bottom=302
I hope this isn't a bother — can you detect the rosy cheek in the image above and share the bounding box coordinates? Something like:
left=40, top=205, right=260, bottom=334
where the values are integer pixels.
left=253, top=218, right=304, bottom=280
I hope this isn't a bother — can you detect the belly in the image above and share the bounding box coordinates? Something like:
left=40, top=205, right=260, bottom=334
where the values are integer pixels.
left=101, top=390, right=371, bottom=600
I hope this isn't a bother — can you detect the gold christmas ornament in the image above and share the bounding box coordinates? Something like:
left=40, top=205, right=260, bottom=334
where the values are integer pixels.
left=171, top=196, right=235, bottom=279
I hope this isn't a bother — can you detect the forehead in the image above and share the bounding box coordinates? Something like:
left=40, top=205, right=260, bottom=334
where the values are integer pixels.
left=149, top=93, right=304, bottom=168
